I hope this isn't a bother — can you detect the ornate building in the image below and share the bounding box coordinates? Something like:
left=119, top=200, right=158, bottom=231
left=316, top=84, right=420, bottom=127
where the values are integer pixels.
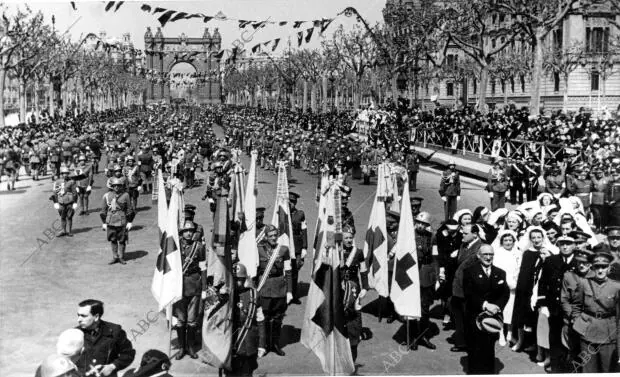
left=383, top=0, right=620, bottom=113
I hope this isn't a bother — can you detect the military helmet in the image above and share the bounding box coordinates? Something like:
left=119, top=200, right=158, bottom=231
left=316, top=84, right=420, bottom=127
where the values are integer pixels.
left=110, top=177, right=124, bottom=186
left=60, top=166, right=70, bottom=174
left=39, top=354, right=78, bottom=377
left=179, top=220, right=196, bottom=233
left=113, top=164, right=122, bottom=171
left=415, top=211, right=432, bottom=225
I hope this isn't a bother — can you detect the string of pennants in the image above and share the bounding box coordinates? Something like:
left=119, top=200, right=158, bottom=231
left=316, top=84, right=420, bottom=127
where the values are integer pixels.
left=71, top=2, right=351, bottom=55
left=82, top=32, right=143, bottom=56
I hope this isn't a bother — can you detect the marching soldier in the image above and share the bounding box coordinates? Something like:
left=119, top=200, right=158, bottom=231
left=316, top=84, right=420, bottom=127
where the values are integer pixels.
left=229, top=263, right=263, bottom=377
left=50, top=166, right=78, bottom=237
left=341, top=194, right=355, bottom=234
left=137, top=145, right=154, bottom=194
left=100, top=177, right=135, bottom=265
left=439, top=160, right=461, bottom=221
left=173, top=220, right=207, bottom=360
left=571, top=251, right=620, bottom=373
left=411, top=197, right=424, bottom=218
left=487, top=158, right=509, bottom=211
left=524, top=156, right=541, bottom=201
left=289, top=192, right=307, bottom=305
left=49, top=142, right=62, bottom=180
left=74, top=155, right=93, bottom=216
left=183, top=204, right=205, bottom=244
left=406, top=146, right=420, bottom=191
left=509, top=156, right=526, bottom=205
left=107, top=165, right=128, bottom=191
left=123, top=156, right=142, bottom=211
left=257, top=225, right=292, bottom=358
left=410, top=212, right=438, bottom=350
left=591, top=167, right=611, bottom=231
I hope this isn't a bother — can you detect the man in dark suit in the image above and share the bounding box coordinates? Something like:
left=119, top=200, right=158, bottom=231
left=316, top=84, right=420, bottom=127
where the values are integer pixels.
left=463, top=244, right=509, bottom=375
left=450, top=224, right=483, bottom=352
left=76, top=299, right=135, bottom=377
left=537, top=235, right=578, bottom=372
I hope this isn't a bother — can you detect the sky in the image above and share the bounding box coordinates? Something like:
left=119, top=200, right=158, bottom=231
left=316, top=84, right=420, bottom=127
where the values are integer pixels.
left=3, top=0, right=386, bottom=58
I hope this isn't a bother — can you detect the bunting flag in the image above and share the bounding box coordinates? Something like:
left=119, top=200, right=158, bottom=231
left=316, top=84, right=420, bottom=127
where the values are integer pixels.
left=294, top=21, right=305, bottom=28
left=363, top=164, right=389, bottom=297
left=158, top=10, right=177, bottom=27
left=297, top=31, right=304, bottom=47
left=70, top=2, right=76, bottom=11
left=239, top=20, right=252, bottom=28
left=238, top=151, right=259, bottom=278
left=279, top=21, right=288, bottom=26
left=150, top=172, right=183, bottom=312
left=305, top=27, right=315, bottom=43
left=251, top=44, right=261, bottom=54
left=301, top=185, right=355, bottom=376
left=200, top=190, right=234, bottom=371
left=271, top=161, right=296, bottom=260
left=140, top=4, right=151, bottom=12
left=271, top=38, right=281, bottom=51
left=320, top=18, right=335, bottom=34
left=390, top=179, right=421, bottom=318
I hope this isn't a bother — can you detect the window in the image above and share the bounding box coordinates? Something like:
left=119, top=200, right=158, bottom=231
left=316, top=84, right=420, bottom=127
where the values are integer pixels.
left=591, top=70, right=599, bottom=91
left=447, top=54, right=458, bottom=69
left=554, top=72, right=560, bottom=92
left=447, top=82, right=454, bottom=96
left=499, top=14, right=505, bottom=24
left=520, top=75, right=525, bottom=92
left=473, top=80, right=477, bottom=94
left=491, top=39, right=496, bottom=49
left=552, top=28, right=563, bottom=51
left=586, top=27, right=610, bottom=53
left=510, top=77, right=515, bottom=93
left=491, top=79, right=496, bottom=94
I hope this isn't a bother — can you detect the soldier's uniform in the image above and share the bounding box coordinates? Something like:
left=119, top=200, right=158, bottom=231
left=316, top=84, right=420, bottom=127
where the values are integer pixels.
left=439, top=162, right=461, bottom=221
left=173, top=221, right=207, bottom=360
left=289, top=192, right=307, bottom=303
left=183, top=204, right=205, bottom=244
left=571, top=251, right=620, bottom=373
left=50, top=167, right=78, bottom=236
left=567, top=167, right=593, bottom=212
left=100, top=179, right=135, bottom=264
left=487, top=159, right=509, bottom=211
left=523, top=157, right=541, bottom=201
left=509, top=158, right=526, bottom=204
left=228, top=263, right=263, bottom=377
left=123, top=157, right=142, bottom=210
left=255, top=207, right=266, bottom=241
left=49, top=144, right=62, bottom=179
left=74, top=157, right=94, bottom=215
left=256, top=226, right=292, bottom=357
left=406, top=147, right=420, bottom=191
left=411, top=197, right=423, bottom=218
left=591, top=169, right=611, bottom=230
left=545, top=164, right=566, bottom=198
left=137, top=148, right=154, bottom=193
left=607, top=172, right=620, bottom=227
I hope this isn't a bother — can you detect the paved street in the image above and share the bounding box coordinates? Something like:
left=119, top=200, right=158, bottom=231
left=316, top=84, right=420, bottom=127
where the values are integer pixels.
left=0, top=126, right=540, bottom=376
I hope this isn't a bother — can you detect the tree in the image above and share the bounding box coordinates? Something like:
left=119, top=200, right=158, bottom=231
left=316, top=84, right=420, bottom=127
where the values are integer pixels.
left=0, top=5, right=49, bottom=126
left=495, top=0, right=585, bottom=115
left=542, top=41, right=586, bottom=112
left=441, top=0, right=519, bottom=113
left=491, top=48, right=531, bottom=106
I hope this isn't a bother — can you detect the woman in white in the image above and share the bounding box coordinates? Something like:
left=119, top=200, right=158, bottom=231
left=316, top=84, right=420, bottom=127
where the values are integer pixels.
left=492, top=230, right=522, bottom=347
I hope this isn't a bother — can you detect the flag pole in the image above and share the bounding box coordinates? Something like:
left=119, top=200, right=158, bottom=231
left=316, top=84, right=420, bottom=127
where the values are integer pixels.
left=168, top=303, right=173, bottom=358
left=406, top=317, right=410, bottom=350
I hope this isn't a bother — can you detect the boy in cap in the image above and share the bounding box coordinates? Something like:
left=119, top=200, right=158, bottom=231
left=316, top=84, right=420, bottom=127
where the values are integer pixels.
left=571, top=250, right=620, bottom=372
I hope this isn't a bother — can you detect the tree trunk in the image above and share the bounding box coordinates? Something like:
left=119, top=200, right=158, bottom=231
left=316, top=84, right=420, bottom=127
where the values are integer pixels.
left=48, top=76, right=55, bottom=116
left=335, top=86, right=340, bottom=111
left=478, top=64, right=489, bottom=114
left=529, top=34, right=545, bottom=116
left=34, top=80, right=40, bottom=123
left=310, top=81, right=317, bottom=112
left=562, top=73, right=569, bottom=113
left=322, top=76, right=328, bottom=113
left=391, top=75, right=398, bottom=106
left=302, top=80, right=308, bottom=113
left=0, top=67, right=6, bottom=128
left=19, top=79, right=27, bottom=123
left=503, top=80, right=508, bottom=106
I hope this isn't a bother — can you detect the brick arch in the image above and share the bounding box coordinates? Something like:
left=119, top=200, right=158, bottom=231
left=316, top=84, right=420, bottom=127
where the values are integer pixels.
left=144, top=27, right=222, bottom=104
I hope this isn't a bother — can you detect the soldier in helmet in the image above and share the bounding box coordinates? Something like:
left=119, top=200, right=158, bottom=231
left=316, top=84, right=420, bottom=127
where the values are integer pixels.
left=74, top=155, right=94, bottom=216
left=107, top=165, right=127, bottom=191
left=183, top=204, right=205, bottom=244
left=123, top=156, right=142, bottom=211
left=100, top=177, right=135, bottom=265
left=50, top=166, right=78, bottom=237
left=409, top=211, right=438, bottom=350
left=173, top=220, right=208, bottom=360
left=256, top=224, right=292, bottom=358
left=228, top=262, right=264, bottom=377
left=439, top=160, right=461, bottom=221
left=38, top=354, right=80, bottom=377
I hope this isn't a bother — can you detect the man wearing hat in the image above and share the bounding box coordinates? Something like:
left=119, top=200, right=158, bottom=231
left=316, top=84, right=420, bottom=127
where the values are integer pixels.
left=439, top=160, right=461, bottom=221
left=49, top=143, right=62, bottom=180
left=537, top=235, right=578, bottom=372
left=255, top=207, right=266, bottom=240
left=523, top=156, right=540, bottom=201
left=289, top=192, right=307, bottom=305
left=183, top=204, right=205, bottom=244
left=560, top=248, right=594, bottom=371
left=545, top=161, right=566, bottom=199
left=568, top=230, right=592, bottom=252
left=256, top=224, right=292, bottom=357
left=137, top=145, right=154, bottom=194
left=487, top=158, right=509, bottom=211
left=462, top=244, right=509, bottom=374
left=228, top=262, right=263, bottom=376
left=123, top=156, right=142, bottom=211
left=508, top=155, right=526, bottom=205
left=410, top=197, right=423, bottom=218
left=173, top=220, right=208, bottom=360
left=341, top=194, right=356, bottom=234
left=107, top=165, right=127, bottom=191
left=601, top=226, right=620, bottom=281
left=571, top=250, right=620, bottom=372
left=591, top=167, right=611, bottom=230
left=608, top=168, right=620, bottom=226
left=100, top=177, right=135, bottom=265
left=74, top=155, right=94, bottom=216
left=50, top=166, right=78, bottom=237
left=410, top=212, right=438, bottom=350
left=406, top=146, right=420, bottom=191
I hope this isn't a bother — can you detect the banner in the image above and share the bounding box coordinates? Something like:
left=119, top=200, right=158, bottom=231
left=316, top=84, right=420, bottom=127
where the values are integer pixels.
left=238, top=151, right=259, bottom=277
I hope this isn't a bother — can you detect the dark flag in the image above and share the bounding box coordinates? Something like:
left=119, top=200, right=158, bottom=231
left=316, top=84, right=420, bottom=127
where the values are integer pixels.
left=158, top=10, right=177, bottom=27
left=305, top=27, right=314, bottom=43
left=271, top=38, right=281, bottom=51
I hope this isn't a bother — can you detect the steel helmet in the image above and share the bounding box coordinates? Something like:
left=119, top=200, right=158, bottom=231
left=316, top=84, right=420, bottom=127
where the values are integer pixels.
left=179, top=220, right=196, bottom=233
left=415, top=211, right=432, bottom=225
left=110, top=177, right=124, bottom=186
left=233, top=263, right=248, bottom=279
left=39, top=354, right=78, bottom=377
left=56, top=329, right=84, bottom=357
left=60, top=166, right=70, bottom=174
left=113, top=164, right=122, bottom=171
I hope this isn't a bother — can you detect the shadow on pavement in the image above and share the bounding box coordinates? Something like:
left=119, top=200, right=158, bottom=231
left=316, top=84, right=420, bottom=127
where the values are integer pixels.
left=360, top=297, right=382, bottom=320
left=72, top=226, right=94, bottom=235
left=281, top=324, right=301, bottom=347
left=459, top=355, right=468, bottom=374
left=297, top=282, right=310, bottom=299
left=87, top=208, right=101, bottom=215
left=0, top=189, right=27, bottom=195
left=136, top=206, right=152, bottom=212
left=131, top=225, right=147, bottom=231
left=125, top=250, right=149, bottom=261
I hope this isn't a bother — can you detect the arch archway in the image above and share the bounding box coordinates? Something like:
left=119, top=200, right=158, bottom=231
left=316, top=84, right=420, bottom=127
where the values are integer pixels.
left=169, top=62, right=197, bottom=102
left=144, top=27, right=222, bottom=104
